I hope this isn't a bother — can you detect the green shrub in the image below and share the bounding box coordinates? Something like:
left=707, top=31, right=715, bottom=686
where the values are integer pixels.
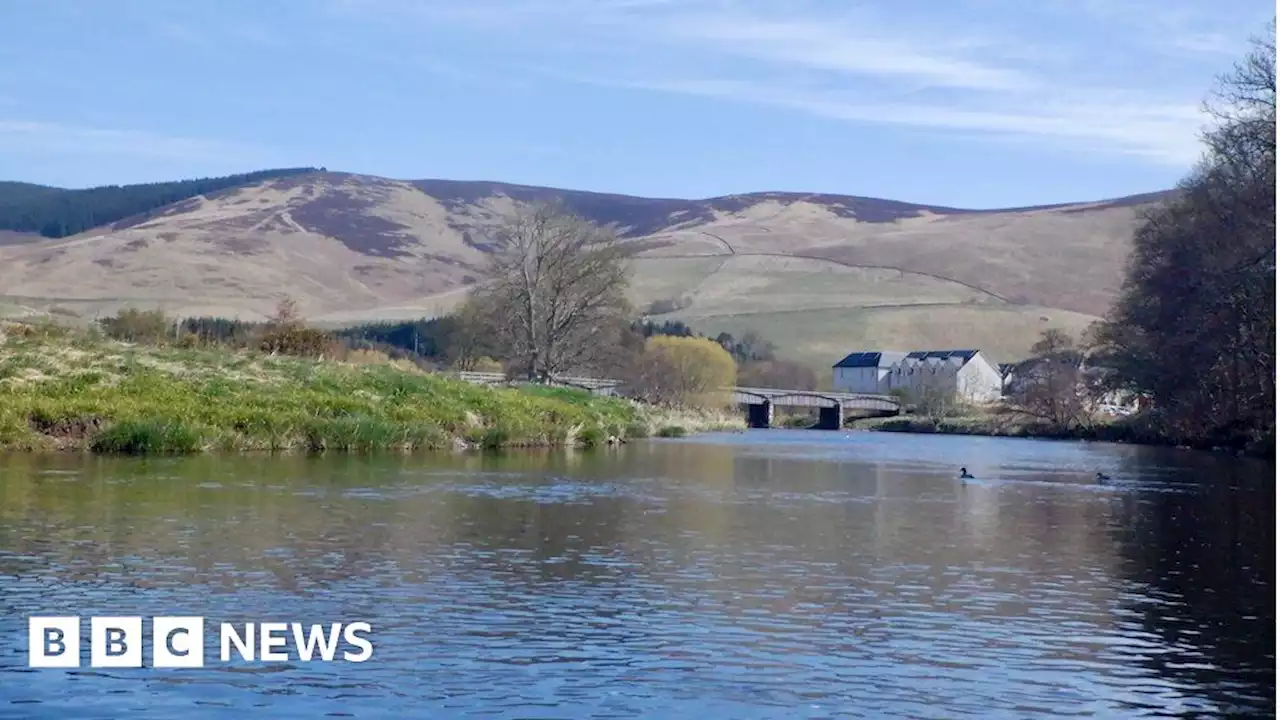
left=577, top=425, right=605, bottom=447
left=259, top=326, right=332, bottom=358
left=90, top=419, right=203, bottom=455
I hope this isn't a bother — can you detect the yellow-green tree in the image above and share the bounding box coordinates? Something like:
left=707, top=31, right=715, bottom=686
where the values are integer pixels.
left=626, top=335, right=736, bottom=408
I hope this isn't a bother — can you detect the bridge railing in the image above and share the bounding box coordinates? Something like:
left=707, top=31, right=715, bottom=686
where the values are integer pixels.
left=449, top=372, right=899, bottom=408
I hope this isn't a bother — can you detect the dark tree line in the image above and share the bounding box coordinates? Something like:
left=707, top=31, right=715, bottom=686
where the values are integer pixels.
left=1092, top=24, right=1275, bottom=454
left=0, top=167, right=319, bottom=238
left=181, top=316, right=261, bottom=347
left=331, top=315, right=497, bottom=368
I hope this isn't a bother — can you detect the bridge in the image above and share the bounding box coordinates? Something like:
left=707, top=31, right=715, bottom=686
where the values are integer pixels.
left=729, top=387, right=900, bottom=429
left=452, top=372, right=901, bottom=430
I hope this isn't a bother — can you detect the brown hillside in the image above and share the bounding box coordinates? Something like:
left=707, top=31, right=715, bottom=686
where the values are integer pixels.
left=0, top=171, right=1170, bottom=365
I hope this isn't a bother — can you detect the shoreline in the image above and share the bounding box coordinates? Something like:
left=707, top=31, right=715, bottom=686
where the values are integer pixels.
left=0, top=325, right=743, bottom=455
left=851, top=414, right=1272, bottom=459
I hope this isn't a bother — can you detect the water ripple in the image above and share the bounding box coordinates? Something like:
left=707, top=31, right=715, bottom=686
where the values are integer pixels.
left=0, top=434, right=1272, bottom=718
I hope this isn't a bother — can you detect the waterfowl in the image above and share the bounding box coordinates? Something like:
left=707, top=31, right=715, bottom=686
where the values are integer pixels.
left=959, top=467, right=975, bottom=479
left=1096, top=472, right=1111, bottom=481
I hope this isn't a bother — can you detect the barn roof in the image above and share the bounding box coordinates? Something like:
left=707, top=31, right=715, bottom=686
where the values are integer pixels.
left=832, top=351, right=907, bottom=368
left=903, top=349, right=980, bottom=363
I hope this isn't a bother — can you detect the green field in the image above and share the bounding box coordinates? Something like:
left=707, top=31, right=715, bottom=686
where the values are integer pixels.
left=628, top=255, right=998, bottom=316
left=629, top=254, right=1098, bottom=369
left=664, top=303, right=1100, bottom=371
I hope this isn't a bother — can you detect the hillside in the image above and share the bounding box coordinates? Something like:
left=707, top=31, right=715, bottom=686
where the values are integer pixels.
left=0, top=168, right=318, bottom=238
left=0, top=170, right=1171, bottom=370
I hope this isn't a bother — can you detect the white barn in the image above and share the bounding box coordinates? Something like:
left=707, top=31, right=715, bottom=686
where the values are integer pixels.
left=831, top=349, right=1004, bottom=404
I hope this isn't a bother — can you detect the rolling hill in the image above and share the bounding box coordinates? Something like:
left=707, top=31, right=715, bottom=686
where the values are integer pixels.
left=0, top=170, right=1171, bottom=370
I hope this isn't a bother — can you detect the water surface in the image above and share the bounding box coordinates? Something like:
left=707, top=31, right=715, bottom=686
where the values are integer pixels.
left=0, top=431, right=1273, bottom=718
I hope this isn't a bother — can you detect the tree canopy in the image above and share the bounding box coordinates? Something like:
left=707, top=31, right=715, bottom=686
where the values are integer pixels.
left=1091, top=24, right=1275, bottom=453
left=464, top=202, right=633, bottom=381
left=623, top=335, right=738, bottom=408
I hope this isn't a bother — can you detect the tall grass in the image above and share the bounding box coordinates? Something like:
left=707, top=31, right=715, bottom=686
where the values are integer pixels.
left=0, top=325, right=647, bottom=455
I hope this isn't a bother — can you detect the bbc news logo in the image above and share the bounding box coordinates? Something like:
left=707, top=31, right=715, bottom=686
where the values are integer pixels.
left=28, top=617, right=373, bottom=668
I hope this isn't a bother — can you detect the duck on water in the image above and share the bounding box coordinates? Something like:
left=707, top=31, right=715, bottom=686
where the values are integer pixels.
left=960, top=468, right=1110, bottom=482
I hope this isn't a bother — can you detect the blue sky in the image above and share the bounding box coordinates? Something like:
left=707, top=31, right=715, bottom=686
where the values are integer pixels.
left=0, top=0, right=1272, bottom=207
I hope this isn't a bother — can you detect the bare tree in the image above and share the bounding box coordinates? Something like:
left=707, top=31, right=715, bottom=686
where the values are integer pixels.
left=915, top=383, right=960, bottom=422
left=268, top=296, right=303, bottom=329
left=1205, top=20, right=1276, bottom=170
left=472, top=202, right=632, bottom=381
left=1011, top=329, right=1090, bottom=429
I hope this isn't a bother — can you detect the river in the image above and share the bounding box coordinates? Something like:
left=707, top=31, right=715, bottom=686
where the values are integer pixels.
left=0, top=431, right=1273, bottom=718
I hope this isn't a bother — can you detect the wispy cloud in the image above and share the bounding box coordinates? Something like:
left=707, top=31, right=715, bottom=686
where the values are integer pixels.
left=0, top=120, right=266, bottom=163
left=655, top=15, right=1035, bottom=92
left=602, top=76, right=1205, bottom=165
left=331, top=0, right=1260, bottom=167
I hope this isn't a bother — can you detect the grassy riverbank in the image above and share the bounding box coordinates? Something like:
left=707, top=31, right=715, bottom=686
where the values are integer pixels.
left=0, top=323, right=741, bottom=454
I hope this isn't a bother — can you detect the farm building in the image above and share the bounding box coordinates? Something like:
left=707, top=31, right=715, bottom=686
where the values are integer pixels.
left=832, top=349, right=1004, bottom=404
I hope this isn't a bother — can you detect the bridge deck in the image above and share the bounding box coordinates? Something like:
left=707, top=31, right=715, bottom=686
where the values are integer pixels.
left=730, top=386, right=899, bottom=411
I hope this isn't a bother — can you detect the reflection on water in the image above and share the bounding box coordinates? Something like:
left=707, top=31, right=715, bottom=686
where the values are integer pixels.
left=0, top=432, right=1273, bottom=718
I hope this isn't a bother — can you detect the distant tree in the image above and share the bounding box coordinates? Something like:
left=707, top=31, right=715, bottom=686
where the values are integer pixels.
left=259, top=296, right=331, bottom=357
left=1010, top=329, right=1091, bottom=429
left=623, top=335, right=737, bottom=408
left=714, top=329, right=777, bottom=364
left=634, top=319, right=695, bottom=338
left=268, top=297, right=303, bottom=328
left=469, top=202, right=632, bottom=381
left=332, top=316, right=460, bottom=360
left=98, top=308, right=170, bottom=344
left=644, top=296, right=691, bottom=315
left=444, top=297, right=504, bottom=371
left=181, top=316, right=259, bottom=347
